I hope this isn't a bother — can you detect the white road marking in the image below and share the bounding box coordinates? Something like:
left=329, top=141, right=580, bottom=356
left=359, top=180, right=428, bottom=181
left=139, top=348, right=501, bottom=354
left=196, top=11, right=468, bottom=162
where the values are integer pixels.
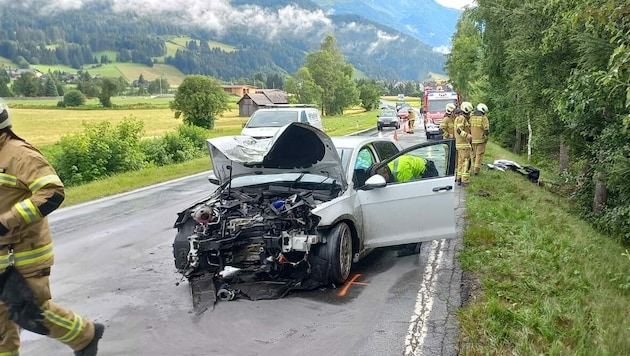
left=404, top=239, right=445, bottom=355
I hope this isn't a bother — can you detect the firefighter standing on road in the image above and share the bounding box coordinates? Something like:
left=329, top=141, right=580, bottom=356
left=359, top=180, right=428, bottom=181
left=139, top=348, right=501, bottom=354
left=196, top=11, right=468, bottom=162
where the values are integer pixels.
left=440, top=103, right=457, bottom=139
left=455, top=101, right=474, bottom=187
left=407, top=107, right=416, bottom=134
left=470, top=103, right=490, bottom=175
left=0, top=99, right=104, bottom=356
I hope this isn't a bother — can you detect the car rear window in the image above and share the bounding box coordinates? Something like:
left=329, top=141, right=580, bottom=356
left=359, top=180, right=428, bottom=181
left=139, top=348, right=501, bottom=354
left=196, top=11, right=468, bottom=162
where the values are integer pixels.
left=247, top=111, right=299, bottom=128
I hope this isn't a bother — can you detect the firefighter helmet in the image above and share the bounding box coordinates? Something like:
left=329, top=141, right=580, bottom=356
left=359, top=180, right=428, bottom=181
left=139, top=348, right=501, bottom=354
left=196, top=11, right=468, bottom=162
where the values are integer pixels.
left=461, top=101, right=474, bottom=114
left=477, top=103, right=488, bottom=114
left=0, top=98, right=11, bottom=130
left=445, top=103, right=456, bottom=114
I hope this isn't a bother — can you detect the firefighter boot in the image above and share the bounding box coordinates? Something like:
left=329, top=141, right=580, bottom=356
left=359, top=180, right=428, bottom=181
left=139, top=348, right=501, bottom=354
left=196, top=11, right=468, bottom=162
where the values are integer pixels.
left=75, top=323, right=105, bottom=356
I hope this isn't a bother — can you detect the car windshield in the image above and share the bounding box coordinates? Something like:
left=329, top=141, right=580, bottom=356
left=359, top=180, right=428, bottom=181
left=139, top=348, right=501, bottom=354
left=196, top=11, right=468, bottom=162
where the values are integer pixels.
left=246, top=111, right=299, bottom=128
left=427, top=99, right=457, bottom=112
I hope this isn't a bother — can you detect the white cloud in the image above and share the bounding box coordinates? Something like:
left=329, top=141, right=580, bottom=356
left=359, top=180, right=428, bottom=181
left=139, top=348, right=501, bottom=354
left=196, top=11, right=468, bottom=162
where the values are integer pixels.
left=434, top=0, right=476, bottom=10
left=1, top=0, right=333, bottom=40
left=433, top=46, right=450, bottom=54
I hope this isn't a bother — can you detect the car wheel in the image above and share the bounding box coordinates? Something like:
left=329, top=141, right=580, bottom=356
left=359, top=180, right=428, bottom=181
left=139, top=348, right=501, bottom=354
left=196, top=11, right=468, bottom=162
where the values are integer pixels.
left=315, top=222, right=353, bottom=285
left=396, top=123, right=400, bottom=129
left=377, top=125, right=382, bottom=131
left=173, top=219, right=196, bottom=270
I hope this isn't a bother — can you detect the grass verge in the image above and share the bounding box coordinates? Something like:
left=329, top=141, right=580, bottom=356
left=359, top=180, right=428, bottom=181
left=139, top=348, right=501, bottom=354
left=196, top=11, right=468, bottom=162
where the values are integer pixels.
left=458, top=142, right=630, bottom=355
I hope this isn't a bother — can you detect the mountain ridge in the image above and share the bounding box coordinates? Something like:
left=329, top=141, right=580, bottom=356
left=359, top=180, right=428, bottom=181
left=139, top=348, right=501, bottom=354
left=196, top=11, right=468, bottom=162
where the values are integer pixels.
left=0, top=0, right=450, bottom=80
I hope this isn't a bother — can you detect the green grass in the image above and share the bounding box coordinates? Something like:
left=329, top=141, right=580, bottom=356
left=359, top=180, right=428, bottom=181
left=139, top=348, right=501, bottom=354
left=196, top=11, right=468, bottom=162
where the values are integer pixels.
left=156, top=36, right=236, bottom=62
left=457, top=142, right=630, bottom=355
left=0, top=56, right=13, bottom=66
left=30, top=62, right=186, bottom=86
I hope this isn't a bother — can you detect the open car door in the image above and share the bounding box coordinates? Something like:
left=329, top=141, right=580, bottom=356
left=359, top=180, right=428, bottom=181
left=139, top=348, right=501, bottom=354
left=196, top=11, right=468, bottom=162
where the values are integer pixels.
left=358, top=139, right=457, bottom=248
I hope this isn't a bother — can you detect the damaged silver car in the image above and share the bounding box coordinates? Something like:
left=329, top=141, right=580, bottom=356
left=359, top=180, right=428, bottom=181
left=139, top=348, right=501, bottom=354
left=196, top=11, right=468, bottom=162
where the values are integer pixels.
left=173, top=123, right=457, bottom=308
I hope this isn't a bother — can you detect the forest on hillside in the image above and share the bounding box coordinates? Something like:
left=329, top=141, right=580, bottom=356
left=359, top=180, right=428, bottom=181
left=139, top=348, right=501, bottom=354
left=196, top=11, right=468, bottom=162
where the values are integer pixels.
left=0, top=3, right=446, bottom=81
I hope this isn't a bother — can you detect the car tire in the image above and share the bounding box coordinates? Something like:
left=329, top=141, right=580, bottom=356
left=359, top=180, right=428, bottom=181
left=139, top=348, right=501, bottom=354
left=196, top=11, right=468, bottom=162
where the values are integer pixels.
left=173, top=219, right=196, bottom=270
left=396, top=123, right=400, bottom=129
left=314, top=222, right=353, bottom=285
left=377, top=125, right=382, bottom=131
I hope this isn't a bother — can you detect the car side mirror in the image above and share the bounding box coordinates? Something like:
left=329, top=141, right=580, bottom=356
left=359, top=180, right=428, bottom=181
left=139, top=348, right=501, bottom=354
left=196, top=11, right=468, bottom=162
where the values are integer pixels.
left=361, top=174, right=387, bottom=190
left=208, top=172, right=220, bottom=185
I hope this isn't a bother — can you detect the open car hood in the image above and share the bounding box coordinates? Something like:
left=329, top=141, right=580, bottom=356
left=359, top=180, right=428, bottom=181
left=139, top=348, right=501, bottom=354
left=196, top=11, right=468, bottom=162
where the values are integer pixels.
left=207, top=122, right=346, bottom=189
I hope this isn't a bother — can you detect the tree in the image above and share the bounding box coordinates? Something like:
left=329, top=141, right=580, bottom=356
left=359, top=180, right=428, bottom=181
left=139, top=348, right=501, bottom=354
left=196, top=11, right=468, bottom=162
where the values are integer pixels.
left=169, top=75, right=229, bottom=129
left=44, top=76, right=59, bottom=96
left=0, top=69, right=12, bottom=97
left=357, top=79, right=382, bottom=111
left=98, top=77, right=120, bottom=108
left=63, top=90, right=86, bottom=107
left=12, top=72, right=42, bottom=97
left=285, top=67, right=322, bottom=105
left=302, top=35, right=358, bottom=116
left=148, top=77, right=170, bottom=95
left=76, top=71, right=99, bottom=98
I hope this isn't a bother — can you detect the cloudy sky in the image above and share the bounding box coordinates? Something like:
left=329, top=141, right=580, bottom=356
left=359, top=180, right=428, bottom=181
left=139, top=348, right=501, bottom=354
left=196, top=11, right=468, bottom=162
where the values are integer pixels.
left=435, top=0, right=476, bottom=10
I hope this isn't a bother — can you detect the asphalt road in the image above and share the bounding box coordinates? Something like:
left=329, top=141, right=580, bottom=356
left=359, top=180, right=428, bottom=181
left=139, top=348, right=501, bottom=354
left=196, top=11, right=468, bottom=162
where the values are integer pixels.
left=21, top=122, right=464, bottom=356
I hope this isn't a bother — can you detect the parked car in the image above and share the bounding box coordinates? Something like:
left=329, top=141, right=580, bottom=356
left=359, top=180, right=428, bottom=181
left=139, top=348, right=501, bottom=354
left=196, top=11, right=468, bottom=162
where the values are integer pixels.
left=377, top=109, right=401, bottom=130
left=241, top=105, right=323, bottom=139
left=173, top=123, right=456, bottom=304
left=397, top=107, right=411, bottom=120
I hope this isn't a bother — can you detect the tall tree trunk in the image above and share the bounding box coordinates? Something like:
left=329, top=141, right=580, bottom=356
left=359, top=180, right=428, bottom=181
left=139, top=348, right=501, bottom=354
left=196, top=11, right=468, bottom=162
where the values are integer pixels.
left=559, top=138, right=570, bottom=174
left=513, top=130, right=523, bottom=153
left=527, top=118, right=532, bottom=162
left=593, top=171, right=607, bottom=214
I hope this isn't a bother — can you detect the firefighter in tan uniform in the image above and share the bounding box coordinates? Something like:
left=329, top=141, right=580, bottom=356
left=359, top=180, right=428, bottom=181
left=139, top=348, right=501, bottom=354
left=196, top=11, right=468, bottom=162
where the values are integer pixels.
left=440, top=103, right=457, bottom=139
left=454, top=101, right=474, bottom=186
left=0, top=99, right=104, bottom=356
left=407, top=107, right=416, bottom=134
left=470, top=103, right=490, bottom=175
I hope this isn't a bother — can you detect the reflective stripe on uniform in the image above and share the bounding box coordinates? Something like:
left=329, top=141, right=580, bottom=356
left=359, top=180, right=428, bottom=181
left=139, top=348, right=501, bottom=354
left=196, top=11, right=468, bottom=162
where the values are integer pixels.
left=29, top=175, right=61, bottom=194
left=0, top=243, right=54, bottom=270
left=0, top=173, right=17, bottom=186
left=0, top=350, right=19, bottom=356
left=15, top=199, right=42, bottom=224
left=45, top=311, right=85, bottom=343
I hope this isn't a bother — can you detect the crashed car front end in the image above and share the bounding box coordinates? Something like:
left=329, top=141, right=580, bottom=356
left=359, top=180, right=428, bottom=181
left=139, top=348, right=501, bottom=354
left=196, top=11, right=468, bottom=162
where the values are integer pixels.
left=172, top=123, right=347, bottom=306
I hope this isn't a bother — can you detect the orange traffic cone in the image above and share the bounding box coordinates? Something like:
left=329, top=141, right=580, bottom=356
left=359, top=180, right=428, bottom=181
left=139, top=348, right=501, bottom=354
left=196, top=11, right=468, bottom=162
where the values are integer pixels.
left=393, top=129, right=399, bottom=141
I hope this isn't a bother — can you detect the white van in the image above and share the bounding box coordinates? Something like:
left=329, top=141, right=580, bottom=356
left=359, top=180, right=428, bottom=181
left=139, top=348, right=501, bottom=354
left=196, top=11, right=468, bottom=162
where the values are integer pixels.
left=241, top=105, right=323, bottom=139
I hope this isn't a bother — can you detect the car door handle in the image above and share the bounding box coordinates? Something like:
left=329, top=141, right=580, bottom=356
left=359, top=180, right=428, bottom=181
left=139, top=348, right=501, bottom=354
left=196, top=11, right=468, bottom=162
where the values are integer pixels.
left=432, top=185, right=453, bottom=192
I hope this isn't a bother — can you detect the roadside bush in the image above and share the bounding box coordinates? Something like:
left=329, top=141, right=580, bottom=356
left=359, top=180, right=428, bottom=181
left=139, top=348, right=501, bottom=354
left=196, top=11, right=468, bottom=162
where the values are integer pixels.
left=140, top=128, right=205, bottom=166
left=176, top=124, right=208, bottom=150
left=52, top=119, right=145, bottom=186
left=63, top=90, right=86, bottom=107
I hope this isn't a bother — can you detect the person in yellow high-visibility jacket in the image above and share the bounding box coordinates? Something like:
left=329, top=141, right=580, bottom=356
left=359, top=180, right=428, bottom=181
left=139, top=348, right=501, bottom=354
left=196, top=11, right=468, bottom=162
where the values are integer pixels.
left=387, top=155, right=426, bottom=182
left=0, top=99, right=104, bottom=356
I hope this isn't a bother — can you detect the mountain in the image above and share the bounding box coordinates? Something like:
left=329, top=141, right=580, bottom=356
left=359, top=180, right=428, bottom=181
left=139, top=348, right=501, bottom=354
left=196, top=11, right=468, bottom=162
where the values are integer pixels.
left=312, top=0, right=462, bottom=51
left=0, top=0, right=447, bottom=80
